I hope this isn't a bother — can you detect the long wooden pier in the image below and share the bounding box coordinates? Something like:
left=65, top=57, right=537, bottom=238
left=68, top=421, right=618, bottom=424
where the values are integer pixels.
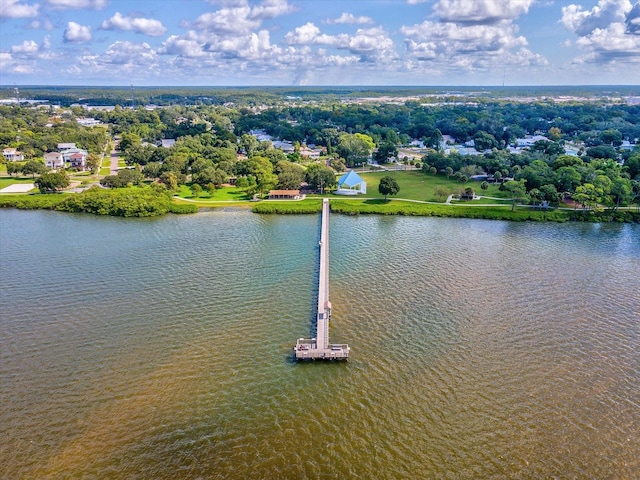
left=294, top=199, right=350, bottom=360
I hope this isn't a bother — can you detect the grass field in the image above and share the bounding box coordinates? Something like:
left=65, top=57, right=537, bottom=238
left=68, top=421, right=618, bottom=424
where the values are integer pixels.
left=355, top=170, right=509, bottom=202
left=0, top=177, right=36, bottom=189
left=176, top=184, right=252, bottom=202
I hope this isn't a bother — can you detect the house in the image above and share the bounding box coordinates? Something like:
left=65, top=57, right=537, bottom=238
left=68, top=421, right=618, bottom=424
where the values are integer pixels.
left=268, top=189, right=303, bottom=199
left=44, top=152, right=64, bottom=169
left=68, top=152, right=87, bottom=169
left=77, top=117, right=102, bottom=127
left=61, top=148, right=88, bottom=170
left=336, top=170, right=367, bottom=195
left=161, top=139, right=175, bottom=148
left=2, top=148, right=24, bottom=161
left=58, top=142, right=77, bottom=150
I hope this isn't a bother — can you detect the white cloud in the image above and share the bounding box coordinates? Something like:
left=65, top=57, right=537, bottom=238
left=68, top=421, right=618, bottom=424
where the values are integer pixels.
left=285, top=24, right=396, bottom=62
left=79, top=41, right=159, bottom=76
left=101, top=12, right=167, bottom=36
left=434, top=0, right=536, bottom=24
left=29, top=18, right=55, bottom=29
left=325, top=12, right=373, bottom=25
left=561, top=0, right=631, bottom=36
left=158, top=35, right=205, bottom=58
left=285, top=22, right=320, bottom=44
left=194, top=0, right=294, bottom=35
left=401, top=19, right=547, bottom=73
left=627, top=2, right=640, bottom=34
left=251, top=0, right=295, bottom=20
left=195, top=7, right=260, bottom=35
left=64, top=21, right=92, bottom=43
left=0, top=0, right=39, bottom=18
left=45, top=0, right=106, bottom=9
left=574, top=22, right=640, bottom=62
left=0, top=52, right=14, bottom=70
left=561, top=1, right=640, bottom=64
left=11, top=39, right=39, bottom=55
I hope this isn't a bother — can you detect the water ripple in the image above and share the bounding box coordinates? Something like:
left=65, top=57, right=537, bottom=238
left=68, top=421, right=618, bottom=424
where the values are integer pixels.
left=1, top=211, right=639, bottom=479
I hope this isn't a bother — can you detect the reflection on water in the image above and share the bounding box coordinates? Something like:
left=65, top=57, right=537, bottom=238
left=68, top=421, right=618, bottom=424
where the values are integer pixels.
left=1, top=210, right=638, bottom=479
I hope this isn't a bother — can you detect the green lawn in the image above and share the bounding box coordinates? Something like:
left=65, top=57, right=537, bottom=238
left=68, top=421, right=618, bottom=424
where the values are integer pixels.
left=176, top=184, right=252, bottom=202
left=354, top=170, right=510, bottom=202
left=0, top=176, right=36, bottom=189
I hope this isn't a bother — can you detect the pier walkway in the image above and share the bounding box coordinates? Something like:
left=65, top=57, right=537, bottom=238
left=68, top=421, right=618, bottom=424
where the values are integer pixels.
left=294, top=199, right=350, bottom=360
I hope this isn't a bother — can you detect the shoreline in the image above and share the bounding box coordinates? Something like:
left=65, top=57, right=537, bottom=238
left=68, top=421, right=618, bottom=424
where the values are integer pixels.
left=2, top=194, right=639, bottom=223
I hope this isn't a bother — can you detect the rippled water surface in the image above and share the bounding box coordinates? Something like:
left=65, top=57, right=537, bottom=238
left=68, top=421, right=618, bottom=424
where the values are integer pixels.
left=1, top=209, right=639, bottom=479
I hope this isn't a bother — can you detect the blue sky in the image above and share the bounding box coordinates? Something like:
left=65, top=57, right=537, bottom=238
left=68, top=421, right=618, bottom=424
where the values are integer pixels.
left=1, top=0, right=639, bottom=86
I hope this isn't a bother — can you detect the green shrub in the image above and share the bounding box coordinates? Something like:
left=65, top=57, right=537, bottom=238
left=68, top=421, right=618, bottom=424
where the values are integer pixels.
left=169, top=203, right=199, bottom=214
left=252, top=200, right=323, bottom=214
left=0, top=194, right=66, bottom=210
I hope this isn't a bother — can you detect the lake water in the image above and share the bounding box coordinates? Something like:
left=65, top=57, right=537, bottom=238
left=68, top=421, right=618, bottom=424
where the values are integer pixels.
left=1, top=209, right=638, bottom=479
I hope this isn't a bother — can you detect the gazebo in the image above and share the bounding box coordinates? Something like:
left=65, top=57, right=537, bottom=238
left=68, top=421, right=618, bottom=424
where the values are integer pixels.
left=336, top=170, right=367, bottom=195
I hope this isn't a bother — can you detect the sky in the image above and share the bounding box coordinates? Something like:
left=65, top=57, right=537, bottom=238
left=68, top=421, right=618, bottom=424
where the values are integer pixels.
left=1, top=0, right=639, bottom=86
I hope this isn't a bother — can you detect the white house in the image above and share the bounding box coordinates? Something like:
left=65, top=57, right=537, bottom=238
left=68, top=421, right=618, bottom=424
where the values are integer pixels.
left=44, top=152, right=64, bottom=169
left=2, top=148, right=24, bottom=161
left=336, top=170, right=367, bottom=195
left=58, top=142, right=77, bottom=150
left=61, top=148, right=88, bottom=170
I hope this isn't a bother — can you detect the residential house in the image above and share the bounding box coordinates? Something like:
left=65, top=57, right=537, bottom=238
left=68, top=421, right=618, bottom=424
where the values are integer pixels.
left=2, top=147, right=24, bottom=162
left=68, top=152, right=87, bottom=169
left=61, top=148, right=88, bottom=170
left=58, top=142, right=77, bottom=150
left=44, top=152, right=64, bottom=169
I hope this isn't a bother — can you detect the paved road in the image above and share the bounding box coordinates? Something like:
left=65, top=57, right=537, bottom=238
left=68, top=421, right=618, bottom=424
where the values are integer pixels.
left=109, top=149, right=119, bottom=175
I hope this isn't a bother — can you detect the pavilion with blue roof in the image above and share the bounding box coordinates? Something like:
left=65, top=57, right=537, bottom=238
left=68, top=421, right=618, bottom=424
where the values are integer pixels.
left=336, top=170, right=367, bottom=195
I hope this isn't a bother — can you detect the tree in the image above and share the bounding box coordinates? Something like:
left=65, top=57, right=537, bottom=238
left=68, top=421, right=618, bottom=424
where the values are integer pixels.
left=21, top=160, right=46, bottom=178
left=554, top=166, right=582, bottom=193
left=142, top=162, right=162, bottom=180
left=445, top=166, right=453, bottom=179
left=539, top=184, right=561, bottom=205
left=600, top=128, right=623, bottom=147
left=480, top=181, right=489, bottom=191
left=306, top=164, right=336, bottom=193
left=610, top=177, right=632, bottom=210
left=6, top=162, right=21, bottom=177
left=337, top=133, right=375, bottom=167
left=548, top=127, right=562, bottom=141
left=374, top=141, right=398, bottom=163
left=191, top=183, right=203, bottom=198
left=35, top=171, right=69, bottom=193
left=159, top=171, right=178, bottom=191
left=193, top=167, right=228, bottom=187
left=86, top=153, right=101, bottom=174
left=243, top=155, right=277, bottom=196
left=473, top=131, right=498, bottom=151
left=378, top=175, right=400, bottom=201
left=276, top=161, right=305, bottom=190
left=503, top=179, right=528, bottom=211
left=330, top=157, right=346, bottom=172
left=434, top=186, right=450, bottom=201
left=100, top=168, right=143, bottom=188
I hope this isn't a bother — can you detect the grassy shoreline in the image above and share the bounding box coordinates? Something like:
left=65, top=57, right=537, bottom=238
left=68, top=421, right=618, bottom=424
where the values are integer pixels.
left=2, top=193, right=638, bottom=223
